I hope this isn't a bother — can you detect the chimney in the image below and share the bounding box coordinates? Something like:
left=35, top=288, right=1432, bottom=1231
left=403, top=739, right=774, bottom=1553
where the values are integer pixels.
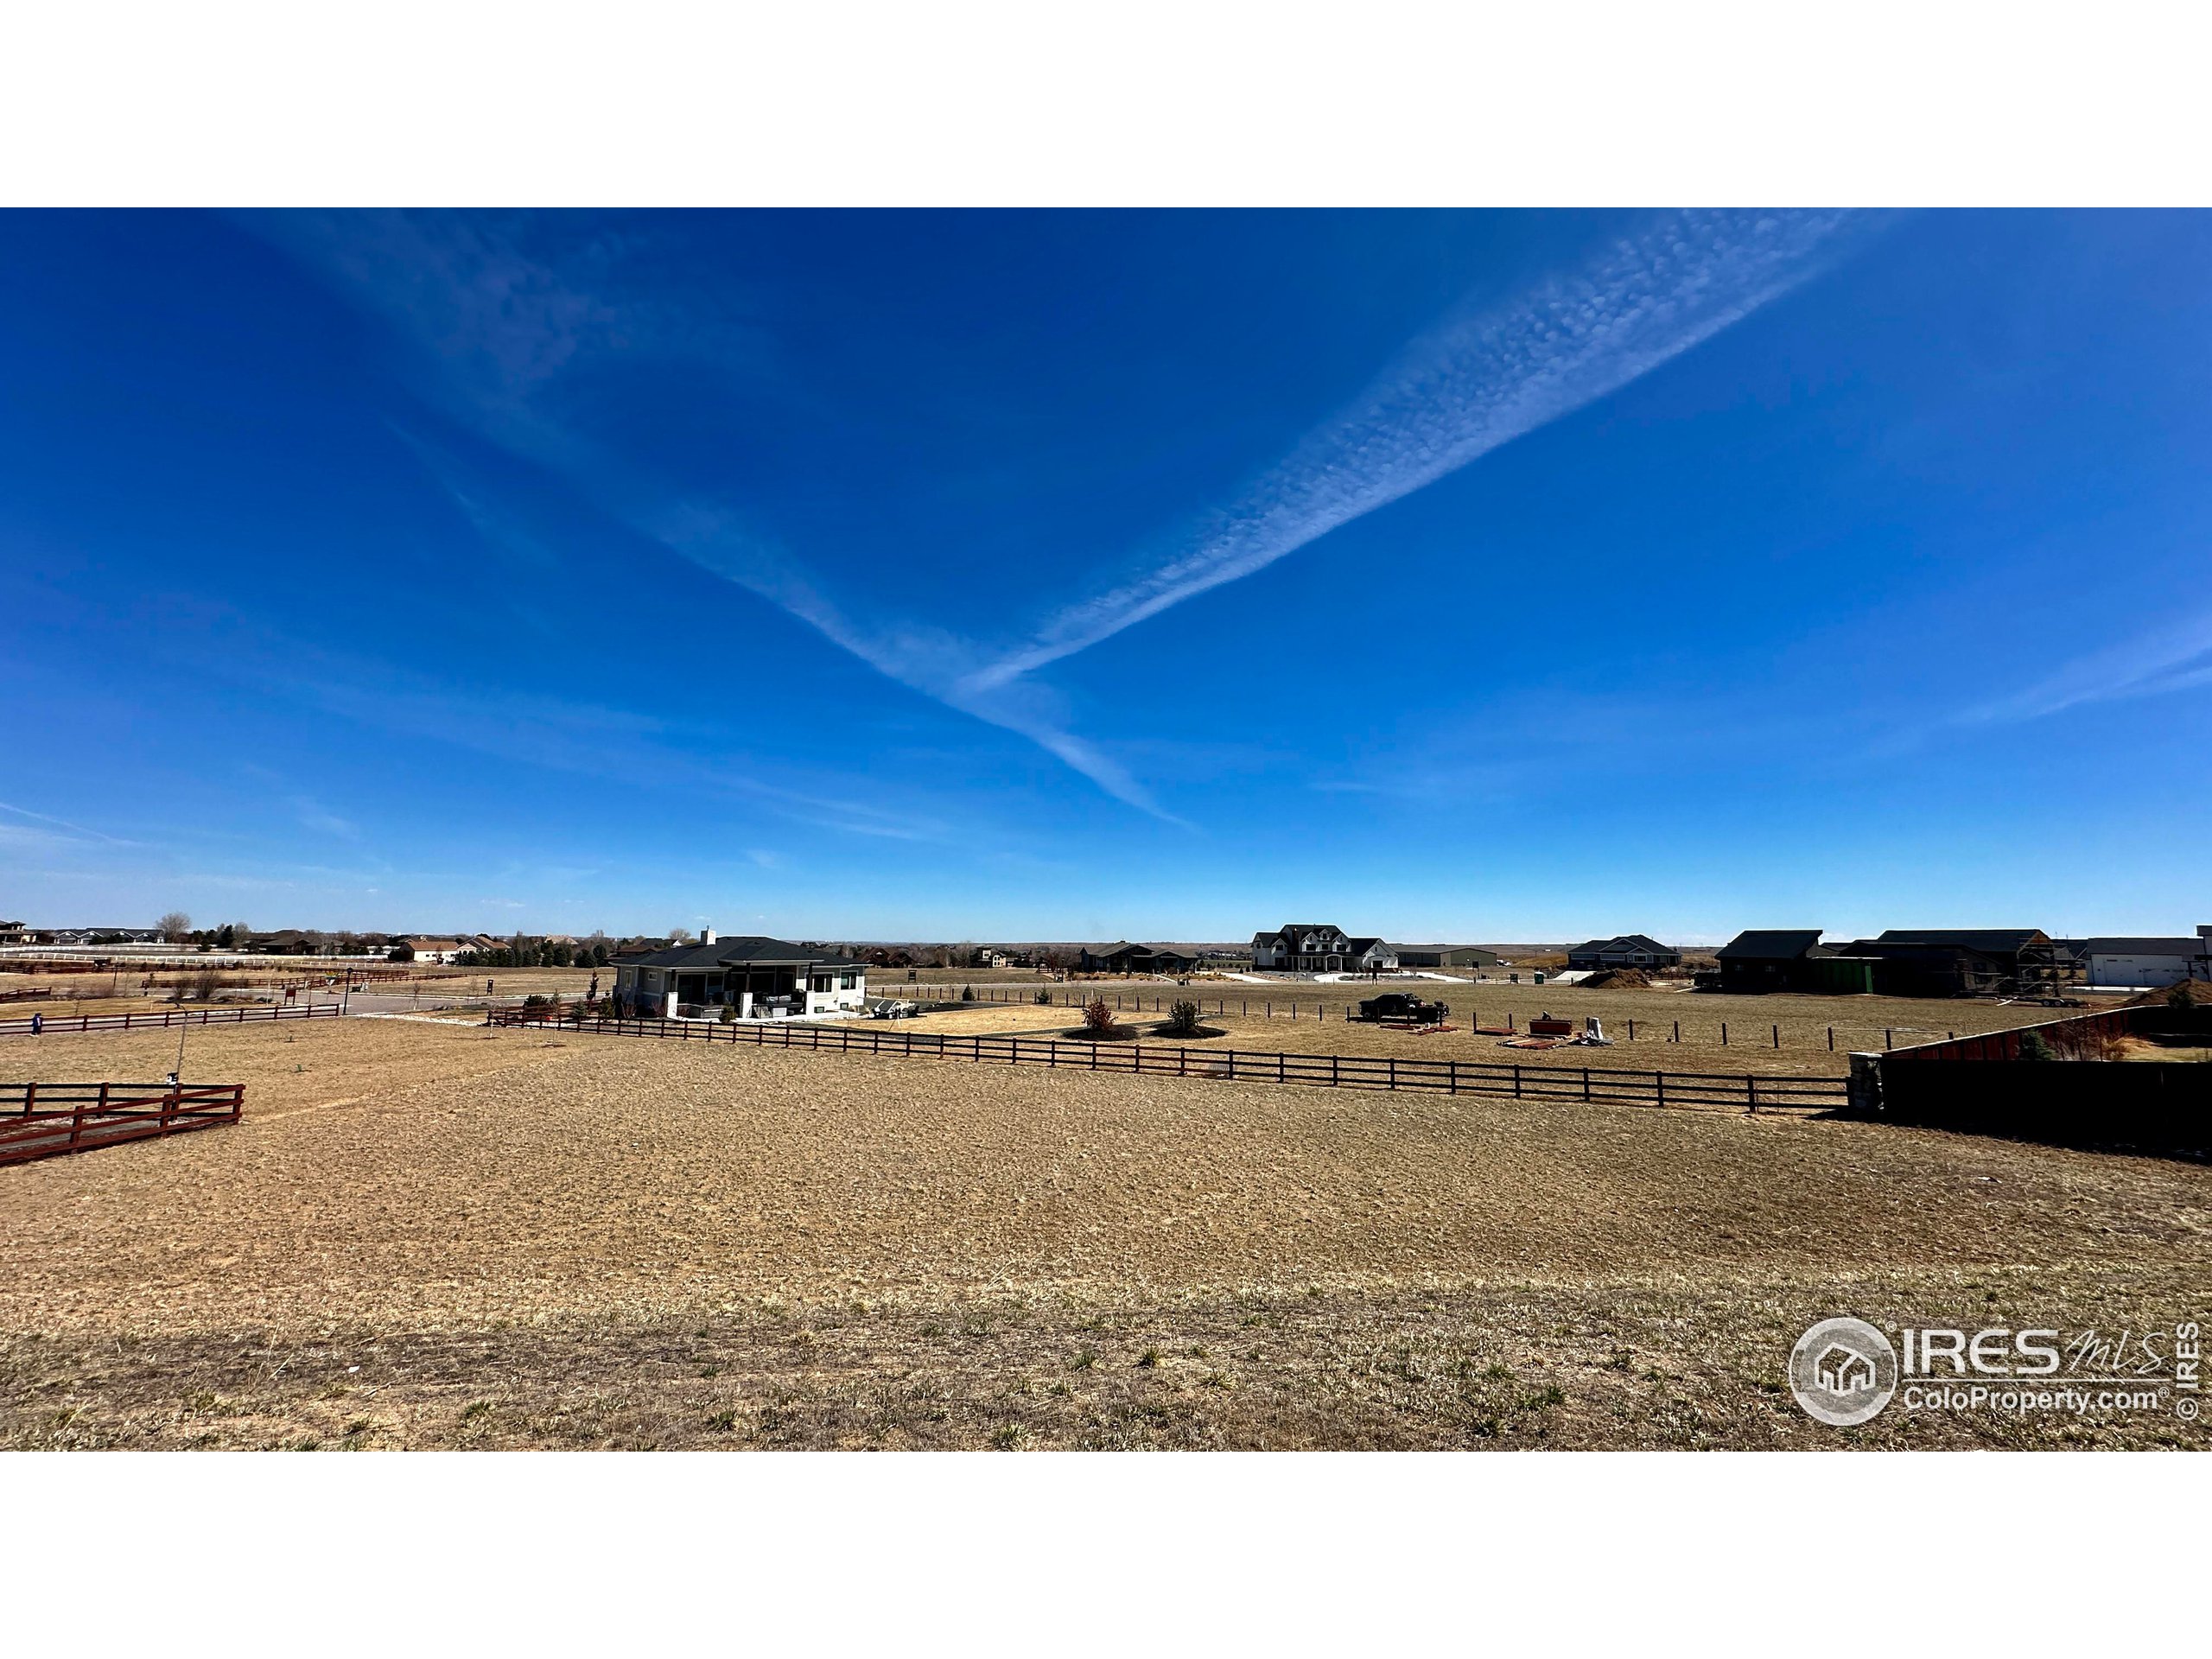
left=702, top=926, right=716, bottom=945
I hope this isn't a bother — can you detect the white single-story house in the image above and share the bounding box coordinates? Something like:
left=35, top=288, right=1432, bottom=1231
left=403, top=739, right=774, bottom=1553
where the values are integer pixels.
left=2085, top=931, right=2211, bottom=988
left=1250, top=924, right=1397, bottom=974
left=400, top=937, right=467, bottom=965
left=613, top=931, right=867, bottom=1020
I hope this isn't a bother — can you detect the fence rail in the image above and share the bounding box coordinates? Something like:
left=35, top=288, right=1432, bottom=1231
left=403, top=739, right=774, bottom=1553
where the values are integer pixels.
left=850, top=982, right=2009, bottom=1053
left=0, top=1002, right=344, bottom=1038
left=0, top=1081, right=245, bottom=1166
left=487, top=1007, right=1846, bottom=1113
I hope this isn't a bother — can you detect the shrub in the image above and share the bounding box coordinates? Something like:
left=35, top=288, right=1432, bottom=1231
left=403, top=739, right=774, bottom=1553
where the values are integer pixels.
left=1165, top=1000, right=1203, bottom=1037
left=1081, top=996, right=1117, bottom=1033
left=2016, top=1031, right=2053, bottom=1062
left=962, top=984, right=976, bottom=1001
left=1034, top=988, right=1052, bottom=1005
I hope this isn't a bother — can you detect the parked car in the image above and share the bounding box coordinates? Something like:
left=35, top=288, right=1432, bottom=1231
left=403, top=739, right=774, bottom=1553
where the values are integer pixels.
left=1357, top=992, right=1449, bottom=1024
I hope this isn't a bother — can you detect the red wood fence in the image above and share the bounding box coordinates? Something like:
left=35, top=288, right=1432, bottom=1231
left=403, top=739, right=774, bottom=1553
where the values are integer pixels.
left=487, top=1007, right=1845, bottom=1113
left=0, top=1081, right=245, bottom=1166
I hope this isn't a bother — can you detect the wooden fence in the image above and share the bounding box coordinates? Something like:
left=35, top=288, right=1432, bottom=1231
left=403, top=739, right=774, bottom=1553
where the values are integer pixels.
left=860, top=982, right=1983, bottom=1052
left=0, top=1002, right=344, bottom=1038
left=487, top=1007, right=1846, bottom=1113
left=0, top=1081, right=245, bottom=1166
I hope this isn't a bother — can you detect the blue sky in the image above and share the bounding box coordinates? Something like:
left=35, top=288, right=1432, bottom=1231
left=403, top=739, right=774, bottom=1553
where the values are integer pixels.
left=3, top=209, right=2208, bottom=943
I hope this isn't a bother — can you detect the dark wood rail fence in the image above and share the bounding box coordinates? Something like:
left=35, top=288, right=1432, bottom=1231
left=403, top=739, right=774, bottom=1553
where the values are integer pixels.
left=487, top=1007, right=1846, bottom=1114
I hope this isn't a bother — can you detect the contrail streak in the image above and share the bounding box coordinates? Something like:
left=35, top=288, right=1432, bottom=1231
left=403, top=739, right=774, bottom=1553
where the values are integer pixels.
left=962, top=210, right=1864, bottom=696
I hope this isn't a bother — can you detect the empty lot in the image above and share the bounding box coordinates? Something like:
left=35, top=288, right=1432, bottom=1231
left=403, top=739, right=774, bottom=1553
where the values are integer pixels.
left=3, top=1017, right=2205, bottom=1449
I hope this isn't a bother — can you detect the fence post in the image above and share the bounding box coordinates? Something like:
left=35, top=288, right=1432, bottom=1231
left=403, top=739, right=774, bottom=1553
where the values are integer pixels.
left=1747, top=1076, right=1758, bottom=1115
left=1655, top=1071, right=1665, bottom=1109
left=1672, top=1020, right=1679, bottom=1043
left=1583, top=1069, right=1591, bottom=1101
left=1513, top=1063, right=1521, bottom=1097
left=1772, top=1024, right=1779, bottom=1049
left=1449, top=1060, right=1457, bottom=1095
left=1827, top=1027, right=1834, bottom=1052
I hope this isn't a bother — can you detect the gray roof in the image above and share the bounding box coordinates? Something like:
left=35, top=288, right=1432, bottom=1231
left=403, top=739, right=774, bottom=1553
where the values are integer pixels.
left=632, top=936, right=861, bottom=970
left=2086, top=937, right=2208, bottom=956
left=1874, top=929, right=2048, bottom=953
left=1570, top=934, right=1677, bottom=956
left=1716, top=930, right=1827, bottom=962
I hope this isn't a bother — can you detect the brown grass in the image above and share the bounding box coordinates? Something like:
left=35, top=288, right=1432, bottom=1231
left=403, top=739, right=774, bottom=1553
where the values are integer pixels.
left=3, top=1018, right=2204, bottom=1449
left=912, top=981, right=2124, bottom=1077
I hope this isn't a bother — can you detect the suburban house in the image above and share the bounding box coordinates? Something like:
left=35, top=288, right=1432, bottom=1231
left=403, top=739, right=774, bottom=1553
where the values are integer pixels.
left=2085, top=931, right=2212, bottom=988
left=972, top=946, right=1034, bottom=969
left=1077, top=942, right=1199, bottom=976
left=0, top=920, right=32, bottom=947
left=1392, top=944, right=1503, bottom=969
left=1250, top=925, right=1397, bottom=974
left=1712, top=930, right=1862, bottom=994
left=613, top=931, right=867, bottom=1020
left=396, top=937, right=467, bottom=965
left=1565, top=935, right=1682, bottom=973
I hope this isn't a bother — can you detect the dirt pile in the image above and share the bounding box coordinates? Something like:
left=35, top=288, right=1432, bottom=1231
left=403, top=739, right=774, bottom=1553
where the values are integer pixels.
left=2126, top=979, right=2212, bottom=1008
left=1582, top=968, right=1655, bottom=990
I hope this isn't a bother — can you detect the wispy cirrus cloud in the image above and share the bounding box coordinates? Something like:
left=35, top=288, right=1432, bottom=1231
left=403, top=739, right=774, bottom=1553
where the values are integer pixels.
left=963, top=210, right=1866, bottom=695
left=260, top=209, right=1869, bottom=822
left=1961, top=607, right=2212, bottom=725
left=0, top=799, right=139, bottom=847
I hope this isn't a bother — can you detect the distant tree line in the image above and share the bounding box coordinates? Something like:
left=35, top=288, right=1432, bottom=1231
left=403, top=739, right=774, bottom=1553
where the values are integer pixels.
left=453, top=932, right=616, bottom=969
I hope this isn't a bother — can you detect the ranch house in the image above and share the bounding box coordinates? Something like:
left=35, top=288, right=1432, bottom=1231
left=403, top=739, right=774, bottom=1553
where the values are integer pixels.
left=1713, top=930, right=1840, bottom=994
left=1077, top=942, right=1199, bottom=975
left=613, top=931, right=866, bottom=1020
left=1250, top=925, right=1397, bottom=974
left=1565, top=934, right=1681, bottom=973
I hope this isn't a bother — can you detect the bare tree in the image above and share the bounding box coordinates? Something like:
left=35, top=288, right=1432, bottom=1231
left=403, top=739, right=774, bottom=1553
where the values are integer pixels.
left=156, top=910, right=193, bottom=944
left=669, top=926, right=696, bottom=945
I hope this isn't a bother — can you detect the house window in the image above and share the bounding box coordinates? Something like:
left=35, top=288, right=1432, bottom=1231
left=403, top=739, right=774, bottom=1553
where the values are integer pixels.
left=839, top=973, right=856, bottom=989
left=810, top=976, right=831, bottom=994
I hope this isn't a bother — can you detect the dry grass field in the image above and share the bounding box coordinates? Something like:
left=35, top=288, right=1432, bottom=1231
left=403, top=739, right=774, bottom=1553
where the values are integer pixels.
left=891, top=981, right=2096, bottom=1078
left=3, top=1014, right=2205, bottom=1450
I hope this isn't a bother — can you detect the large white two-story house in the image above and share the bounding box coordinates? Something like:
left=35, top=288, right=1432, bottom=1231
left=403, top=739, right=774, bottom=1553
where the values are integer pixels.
left=1249, top=924, right=1397, bottom=974
left=613, top=931, right=867, bottom=1020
